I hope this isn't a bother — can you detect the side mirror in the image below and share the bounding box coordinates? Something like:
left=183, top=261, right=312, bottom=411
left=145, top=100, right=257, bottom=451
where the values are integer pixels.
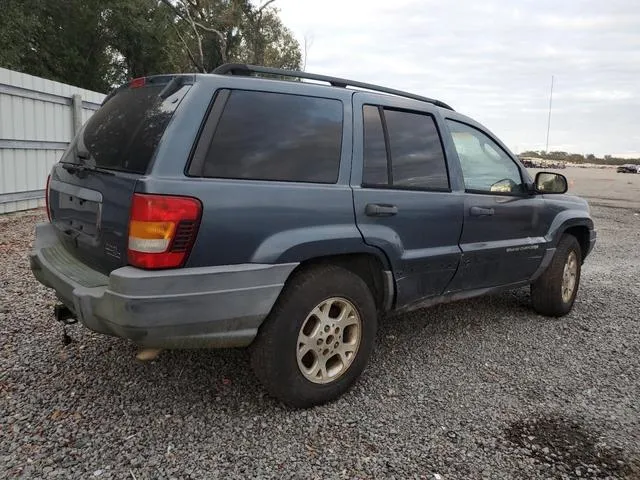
left=490, top=178, right=518, bottom=193
left=534, top=172, right=568, bottom=194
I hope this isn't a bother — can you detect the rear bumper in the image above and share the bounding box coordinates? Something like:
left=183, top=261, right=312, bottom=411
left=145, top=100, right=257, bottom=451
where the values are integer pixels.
left=30, top=223, right=297, bottom=348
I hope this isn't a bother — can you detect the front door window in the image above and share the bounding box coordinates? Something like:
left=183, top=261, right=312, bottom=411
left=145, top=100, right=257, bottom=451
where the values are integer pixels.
left=447, top=120, right=523, bottom=194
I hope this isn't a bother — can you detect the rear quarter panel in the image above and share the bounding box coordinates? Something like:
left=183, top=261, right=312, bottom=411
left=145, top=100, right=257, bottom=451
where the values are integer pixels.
left=141, top=77, right=376, bottom=267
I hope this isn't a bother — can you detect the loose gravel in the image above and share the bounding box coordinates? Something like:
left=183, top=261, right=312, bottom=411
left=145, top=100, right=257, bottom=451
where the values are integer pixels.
left=1, top=206, right=639, bottom=479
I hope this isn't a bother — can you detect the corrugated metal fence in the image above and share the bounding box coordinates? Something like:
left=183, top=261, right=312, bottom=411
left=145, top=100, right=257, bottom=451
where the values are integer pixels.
left=0, top=68, right=105, bottom=214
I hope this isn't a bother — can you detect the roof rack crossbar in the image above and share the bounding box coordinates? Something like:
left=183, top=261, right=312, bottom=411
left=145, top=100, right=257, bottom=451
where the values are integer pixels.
left=212, top=63, right=454, bottom=111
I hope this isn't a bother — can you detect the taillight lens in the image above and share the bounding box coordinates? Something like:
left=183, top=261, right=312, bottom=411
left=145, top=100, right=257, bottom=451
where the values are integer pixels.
left=45, top=174, right=52, bottom=221
left=127, top=193, right=202, bottom=269
left=129, top=77, right=146, bottom=88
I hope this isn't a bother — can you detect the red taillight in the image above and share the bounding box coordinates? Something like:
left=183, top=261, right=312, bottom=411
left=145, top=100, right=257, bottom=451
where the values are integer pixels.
left=129, top=77, right=146, bottom=89
left=45, top=174, right=51, bottom=221
left=127, top=193, right=202, bottom=269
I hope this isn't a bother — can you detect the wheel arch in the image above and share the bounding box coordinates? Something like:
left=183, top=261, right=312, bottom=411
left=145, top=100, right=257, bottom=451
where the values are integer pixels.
left=286, top=252, right=395, bottom=313
left=546, top=212, right=594, bottom=262
left=562, top=225, right=591, bottom=261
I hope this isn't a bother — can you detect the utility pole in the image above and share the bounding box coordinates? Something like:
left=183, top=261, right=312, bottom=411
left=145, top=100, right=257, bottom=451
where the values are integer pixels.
left=545, top=75, right=554, bottom=152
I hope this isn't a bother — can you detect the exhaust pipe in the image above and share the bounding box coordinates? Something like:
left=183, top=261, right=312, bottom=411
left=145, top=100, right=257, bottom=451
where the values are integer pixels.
left=136, top=348, right=163, bottom=361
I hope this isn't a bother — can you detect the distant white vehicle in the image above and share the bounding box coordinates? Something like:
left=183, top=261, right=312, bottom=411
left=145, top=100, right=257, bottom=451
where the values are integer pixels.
left=616, top=164, right=640, bottom=173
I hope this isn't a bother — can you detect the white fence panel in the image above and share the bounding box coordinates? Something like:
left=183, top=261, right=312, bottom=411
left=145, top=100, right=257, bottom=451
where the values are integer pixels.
left=0, top=68, right=105, bottom=214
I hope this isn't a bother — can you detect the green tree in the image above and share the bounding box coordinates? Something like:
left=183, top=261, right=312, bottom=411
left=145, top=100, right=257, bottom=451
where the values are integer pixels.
left=0, top=0, right=301, bottom=91
left=548, top=151, right=568, bottom=160
left=240, top=6, right=301, bottom=69
left=162, top=0, right=301, bottom=73
left=520, top=151, right=542, bottom=158
left=0, top=0, right=39, bottom=71
left=0, top=0, right=114, bottom=91
left=104, top=0, right=186, bottom=85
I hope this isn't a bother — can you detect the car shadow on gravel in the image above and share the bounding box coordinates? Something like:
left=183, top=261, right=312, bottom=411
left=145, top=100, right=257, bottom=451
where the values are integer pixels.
left=53, top=285, right=573, bottom=421
left=81, top=339, right=264, bottom=404
left=51, top=289, right=536, bottom=413
left=379, top=287, right=537, bottom=338
left=504, top=415, right=638, bottom=479
left=82, top=290, right=535, bottom=394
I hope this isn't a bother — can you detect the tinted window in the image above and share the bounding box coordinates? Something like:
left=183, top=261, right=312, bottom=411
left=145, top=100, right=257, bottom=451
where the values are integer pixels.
left=362, top=106, right=449, bottom=190
left=68, top=83, right=190, bottom=174
left=363, top=106, right=388, bottom=185
left=447, top=120, right=523, bottom=194
left=202, top=90, right=343, bottom=183
left=385, top=110, right=448, bottom=189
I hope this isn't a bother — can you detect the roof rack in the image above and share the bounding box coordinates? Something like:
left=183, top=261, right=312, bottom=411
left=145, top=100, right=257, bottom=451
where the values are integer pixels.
left=211, top=63, right=454, bottom=111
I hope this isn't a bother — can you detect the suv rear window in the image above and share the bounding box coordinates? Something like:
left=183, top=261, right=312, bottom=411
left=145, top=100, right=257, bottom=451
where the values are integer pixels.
left=200, top=90, right=343, bottom=183
left=65, top=82, right=190, bottom=174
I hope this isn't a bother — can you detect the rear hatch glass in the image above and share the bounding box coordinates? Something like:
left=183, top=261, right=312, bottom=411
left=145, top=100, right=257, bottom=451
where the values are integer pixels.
left=64, top=76, right=191, bottom=173
left=49, top=76, right=192, bottom=274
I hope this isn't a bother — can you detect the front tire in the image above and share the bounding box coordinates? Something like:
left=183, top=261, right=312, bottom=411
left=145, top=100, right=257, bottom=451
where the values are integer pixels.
left=531, top=235, right=582, bottom=317
left=250, top=265, right=378, bottom=408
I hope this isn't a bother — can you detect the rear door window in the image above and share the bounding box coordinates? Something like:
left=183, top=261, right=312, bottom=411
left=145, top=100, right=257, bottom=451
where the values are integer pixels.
left=65, top=81, right=190, bottom=174
left=200, top=90, right=343, bottom=183
left=363, top=106, right=449, bottom=190
left=362, top=105, right=389, bottom=185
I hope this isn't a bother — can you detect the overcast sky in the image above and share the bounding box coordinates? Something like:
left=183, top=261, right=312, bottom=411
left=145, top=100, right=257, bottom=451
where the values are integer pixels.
left=275, top=0, right=640, bottom=157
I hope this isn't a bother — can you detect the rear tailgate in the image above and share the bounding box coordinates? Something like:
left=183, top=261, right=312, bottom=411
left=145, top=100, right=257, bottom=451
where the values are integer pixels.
left=48, top=75, right=193, bottom=275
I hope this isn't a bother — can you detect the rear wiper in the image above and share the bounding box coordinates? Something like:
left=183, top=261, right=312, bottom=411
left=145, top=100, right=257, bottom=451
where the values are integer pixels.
left=61, top=163, right=115, bottom=176
left=159, top=77, right=183, bottom=100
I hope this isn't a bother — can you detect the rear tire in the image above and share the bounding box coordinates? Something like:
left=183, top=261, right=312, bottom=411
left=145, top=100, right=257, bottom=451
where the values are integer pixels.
left=531, top=235, right=582, bottom=317
left=250, top=265, right=377, bottom=408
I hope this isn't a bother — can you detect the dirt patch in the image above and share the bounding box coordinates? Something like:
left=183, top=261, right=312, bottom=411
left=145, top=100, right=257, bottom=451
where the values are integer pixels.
left=505, top=416, right=637, bottom=478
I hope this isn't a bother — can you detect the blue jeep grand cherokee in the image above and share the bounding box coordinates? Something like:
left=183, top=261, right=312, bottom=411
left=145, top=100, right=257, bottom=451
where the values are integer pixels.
left=30, top=64, right=596, bottom=407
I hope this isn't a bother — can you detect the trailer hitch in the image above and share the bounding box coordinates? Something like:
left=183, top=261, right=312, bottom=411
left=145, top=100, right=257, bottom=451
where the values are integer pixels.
left=54, top=304, right=77, bottom=345
left=54, top=304, right=77, bottom=325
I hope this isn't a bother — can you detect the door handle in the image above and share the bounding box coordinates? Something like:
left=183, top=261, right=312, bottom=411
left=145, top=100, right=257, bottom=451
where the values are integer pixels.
left=470, top=206, right=495, bottom=216
left=365, top=203, right=398, bottom=217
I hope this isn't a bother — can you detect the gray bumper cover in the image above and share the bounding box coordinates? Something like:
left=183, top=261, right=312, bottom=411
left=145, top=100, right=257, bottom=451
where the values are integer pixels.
left=30, top=223, right=297, bottom=348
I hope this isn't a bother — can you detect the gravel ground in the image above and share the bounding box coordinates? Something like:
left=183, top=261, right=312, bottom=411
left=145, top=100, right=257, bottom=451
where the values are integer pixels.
left=1, top=206, right=639, bottom=479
